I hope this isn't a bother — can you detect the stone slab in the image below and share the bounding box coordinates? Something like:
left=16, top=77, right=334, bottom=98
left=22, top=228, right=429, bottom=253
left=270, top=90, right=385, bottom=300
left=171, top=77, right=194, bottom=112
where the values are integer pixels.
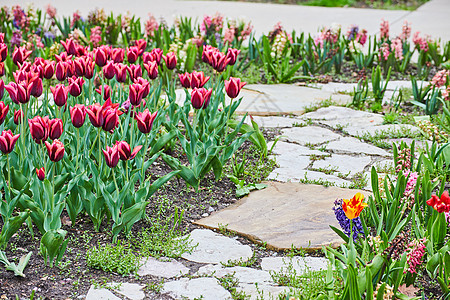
left=301, top=106, right=382, bottom=123
left=312, top=154, right=372, bottom=176
left=269, top=151, right=311, bottom=170
left=194, top=182, right=370, bottom=250
left=346, top=124, right=420, bottom=137
left=137, top=257, right=190, bottom=278
left=237, top=283, right=291, bottom=300
left=86, top=286, right=121, bottom=300
left=280, top=126, right=341, bottom=146
left=106, top=282, right=145, bottom=300
left=325, top=137, right=390, bottom=156
left=197, top=265, right=273, bottom=284
left=163, top=277, right=231, bottom=300
left=261, top=256, right=329, bottom=274
left=246, top=116, right=305, bottom=128
left=267, top=168, right=351, bottom=188
left=180, top=229, right=253, bottom=264
left=268, top=141, right=327, bottom=156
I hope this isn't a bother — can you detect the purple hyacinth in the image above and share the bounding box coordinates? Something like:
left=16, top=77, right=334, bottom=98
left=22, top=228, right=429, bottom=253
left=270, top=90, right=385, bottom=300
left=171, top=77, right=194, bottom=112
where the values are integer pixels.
left=333, top=198, right=365, bottom=241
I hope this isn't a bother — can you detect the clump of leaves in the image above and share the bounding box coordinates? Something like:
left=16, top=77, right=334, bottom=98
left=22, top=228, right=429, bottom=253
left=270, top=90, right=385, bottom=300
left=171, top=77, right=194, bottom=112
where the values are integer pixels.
left=86, top=241, right=140, bottom=275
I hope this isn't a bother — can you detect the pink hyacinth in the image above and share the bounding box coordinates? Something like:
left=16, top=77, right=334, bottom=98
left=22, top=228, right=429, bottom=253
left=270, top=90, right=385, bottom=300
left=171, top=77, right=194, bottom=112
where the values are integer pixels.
left=380, top=19, right=389, bottom=40
left=71, top=10, right=81, bottom=28
left=402, top=170, right=418, bottom=205
left=240, top=23, right=253, bottom=41
left=442, top=86, right=450, bottom=101
left=46, top=4, right=57, bottom=19
left=223, top=26, right=236, bottom=44
left=405, top=239, right=426, bottom=274
left=431, top=70, right=449, bottom=88
left=145, top=14, right=159, bottom=38
left=391, top=38, right=403, bottom=60
left=90, top=26, right=102, bottom=47
left=380, top=43, right=390, bottom=61
left=400, top=20, right=411, bottom=41
left=413, top=32, right=429, bottom=52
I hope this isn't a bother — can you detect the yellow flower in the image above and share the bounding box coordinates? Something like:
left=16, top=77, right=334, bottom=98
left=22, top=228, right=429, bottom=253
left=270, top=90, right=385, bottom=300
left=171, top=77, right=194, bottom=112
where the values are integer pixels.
left=342, top=192, right=367, bottom=219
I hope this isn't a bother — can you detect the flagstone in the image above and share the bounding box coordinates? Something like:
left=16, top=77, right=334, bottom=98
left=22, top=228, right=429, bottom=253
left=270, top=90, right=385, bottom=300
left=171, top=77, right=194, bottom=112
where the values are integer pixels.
left=194, top=182, right=370, bottom=250
left=280, top=126, right=341, bottom=146
left=325, top=137, right=390, bottom=156
left=236, top=283, right=291, bottom=300
left=312, top=154, right=372, bottom=176
left=163, top=278, right=231, bottom=300
left=106, top=282, right=145, bottom=300
left=268, top=168, right=351, bottom=187
left=246, top=116, right=305, bottom=128
left=197, top=265, right=273, bottom=284
left=86, top=286, right=121, bottom=300
left=346, top=124, right=420, bottom=137
left=268, top=141, right=327, bottom=156
left=137, top=257, right=190, bottom=278
left=261, top=256, right=329, bottom=274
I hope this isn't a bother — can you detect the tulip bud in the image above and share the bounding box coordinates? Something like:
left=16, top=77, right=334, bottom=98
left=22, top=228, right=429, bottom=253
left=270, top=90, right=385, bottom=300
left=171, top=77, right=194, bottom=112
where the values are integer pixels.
left=94, top=47, right=109, bottom=67
left=36, top=167, right=45, bottom=181
left=127, top=46, right=139, bottom=64
left=0, top=130, right=20, bottom=154
left=43, top=60, right=55, bottom=79
left=45, top=139, right=65, bottom=162
left=0, top=79, right=4, bottom=101
left=102, top=145, right=119, bottom=168
left=111, top=48, right=124, bottom=63
left=151, top=48, right=163, bottom=65
left=68, top=76, right=85, bottom=97
left=134, top=77, right=150, bottom=98
left=61, top=38, right=77, bottom=56
left=190, top=71, right=210, bottom=89
left=55, top=61, right=67, bottom=81
left=212, top=51, right=230, bottom=73
left=135, top=109, right=157, bottom=134
left=135, top=39, right=147, bottom=56
left=12, top=46, right=32, bottom=66
left=14, top=109, right=23, bottom=125
left=191, top=88, right=212, bottom=109
left=102, top=108, right=119, bottom=132
left=163, top=52, right=177, bottom=70
left=95, top=85, right=111, bottom=101
left=29, top=77, right=43, bottom=98
left=0, top=101, right=8, bottom=126
left=129, top=83, right=145, bottom=107
left=179, top=72, right=191, bottom=89
left=84, top=57, right=95, bottom=79
left=225, top=77, right=247, bottom=99
left=70, top=104, right=86, bottom=128
left=103, top=60, right=115, bottom=80
left=115, top=63, right=128, bottom=83
left=86, top=103, right=105, bottom=128
left=143, top=61, right=158, bottom=80
left=226, top=48, right=241, bottom=66
left=29, top=116, right=49, bottom=144
left=0, top=62, right=5, bottom=77
left=127, top=64, right=142, bottom=82
left=50, top=84, right=70, bottom=107
left=48, top=118, right=63, bottom=140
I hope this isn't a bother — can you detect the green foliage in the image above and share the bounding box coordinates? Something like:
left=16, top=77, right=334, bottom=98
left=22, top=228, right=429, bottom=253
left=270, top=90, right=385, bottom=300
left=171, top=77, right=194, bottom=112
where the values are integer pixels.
left=87, top=241, right=140, bottom=275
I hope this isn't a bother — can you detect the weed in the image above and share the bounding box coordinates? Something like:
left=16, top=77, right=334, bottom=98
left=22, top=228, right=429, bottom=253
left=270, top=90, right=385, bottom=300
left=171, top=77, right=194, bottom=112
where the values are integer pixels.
left=217, top=273, right=249, bottom=300
left=303, top=98, right=339, bottom=113
left=221, top=252, right=257, bottom=268
left=145, top=280, right=164, bottom=293
left=299, top=172, right=336, bottom=187
left=86, top=241, right=140, bottom=275
left=309, top=154, right=330, bottom=162
left=383, top=112, right=400, bottom=124
left=347, top=172, right=368, bottom=189
left=309, top=165, right=338, bottom=175
left=292, top=122, right=307, bottom=127
left=218, top=224, right=234, bottom=237
left=357, top=126, right=421, bottom=149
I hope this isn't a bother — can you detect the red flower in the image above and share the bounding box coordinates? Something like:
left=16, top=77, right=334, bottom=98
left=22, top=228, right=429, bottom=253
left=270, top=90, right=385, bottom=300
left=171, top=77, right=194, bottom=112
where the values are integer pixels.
left=144, top=61, right=158, bottom=80
left=0, top=101, right=8, bottom=126
left=115, top=63, right=128, bottom=83
left=70, top=104, right=86, bottom=128
left=73, top=57, right=85, bottom=77
left=51, top=84, right=70, bottom=107
left=191, top=88, right=212, bottom=109
left=127, top=64, right=142, bottom=82
left=84, top=57, right=95, bottom=79
left=135, top=39, right=147, bottom=56
left=179, top=72, right=191, bottom=88
left=55, top=61, right=67, bottom=81
left=5, top=82, right=30, bottom=104
left=190, top=71, right=210, bottom=89
left=0, top=130, right=20, bottom=154
left=0, top=43, right=7, bottom=62
left=29, top=76, right=43, bottom=98
left=0, top=62, right=5, bottom=77
left=95, top=85, right=111, bottom=101
left=211, top=51, right=230, bottom=72
left=102, top=107, right=119, bottom=133
left=102, top=145, right=119, bottom=168
left=134, top=77, right=150, bottom=98
left=45, top=139, right=65, bottom=162
left=36, top=167, right=45, bottom=181
left=14, top=109, right=23, bottom=125
left=48, top=118, right=63, bottom=140
left=111, top=48, right=124, bottom=63
left=163, top=52, right=177, bottom=70
left=55, top=52, right=73, bottom=63
left=94, top=46, right=109, bottom=67
left=151, top=48, right=163, bottom=65
left=226, top=48, right=241, bottom=66
left=127, top=46, right=139, bottom=64
left=102, top=60, right=115, bottom=80
left=68, top=76, right=85, bottom=97
left=0, top=79, right=3, bottom=101
left=129, top=83, right=145, bottom=106
left=202, top=45, right=215, bottom=65
left=60, top=38, right=78, bottom=56
left=116, top=141, right=142, bottom=161
left=135, top=109, right=157, bottom=134
left=12, top=46, right=32, bottom=66
left=427, top=191, right=450, bottom=213
left=225, top=77, right=247, bottom=99
left=29, top=116, right=49, bottom=144
left=86, top=103, right=105, bottom=128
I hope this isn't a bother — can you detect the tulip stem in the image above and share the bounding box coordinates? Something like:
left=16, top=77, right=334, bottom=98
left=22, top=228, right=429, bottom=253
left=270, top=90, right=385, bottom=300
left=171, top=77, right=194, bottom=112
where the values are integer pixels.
left=6, top=154, right=11, bottom=197
left=141, top=134, right=149, bottom=184
left=123, top=161, right=129, bottom=182
left=97, top=128, right=102, bottom=167
left=51, top=162, right=55, bottom=209
left=349, top=219, right=353, bottom=241
left=112, top=170, right=119, bottom=195
left=76, top=128, right=80, bottom=169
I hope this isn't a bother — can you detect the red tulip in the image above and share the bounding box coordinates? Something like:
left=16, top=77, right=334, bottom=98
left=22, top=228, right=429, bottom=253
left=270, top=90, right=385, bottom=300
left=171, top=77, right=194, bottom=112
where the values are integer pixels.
left=5, top=82, right=30, bottom=104
left=127, top=64, right=142, bottom=82
left=75, top=44, right=88, bottom=57
left=427, top=191, right=450, bottom=213
left=55, top=61, right=67, bottom=81
left=129, top=83, right=145, bottom=106
left=111, top=48, right=124, bottom=63
left=226, top=48, right=241, bottom=66
left=94, top=46, right=109, bottom=67
left=14, top=110, right=23, bottom=125
left=115, top=63, right=128, bottom=83
left=55, top=51, right=73, bottom=62
left=102, top=107, right=119, bottom=132
left=73, top=57, right=85, bottom=77
left=43, top=60, right=55, bottom=79
left=102, top=145, right=119, bottom=168
left=211, top=51, right=230, bottom=72
left=31, top=64, right=43, bottom=79
left=151, top=48, right=163, bottom=65
left=70, top=104, right=86, bottom=128
left=144, top=61, right=158, bottom=80
left=179, top=72, right=191, bottom=88
left=61, top=38, right=78, bottom=56
left=36, top=167, right=45, bottom=181
left=29, top=77, right=43, bottom=98
left=225, top=77, right=247, bottom=99
left=68, top=76, right=85, bottom=97
left=45, top=139, right=65, bottom=162
left=0, top=62, right=5, bottom=77
left=50, top=84, right=70, bottom=107
left=102, top=60, right=115, bottom=80
left=95, top=85, right=111, bottom=101
left=0, top=43, right=7, bottom=62
left=12, top=46, right=32, bottom=66
left=0, top=79, right=4, bottom=100
left=135, top=39, right=147, bottom=56
left=48, top=118, right=63, bottom=140
left=134, top=77, right=150, bottom=98
left=0, top=34, right=3, bottom=43
left=65, top=60, right=75, bottom=78
left=0, top=130, right=20, bottom=154
left=163, top=52, right=177, bottom=70
left=0, top=101, right=8, bottom=125
left=202, top=45, right=215, bottom=65
left=135, top=109, right=157, bottom=134
left=84, top=57, right=95, bottom=79
left=116, top=141, right=142, bottom=161
left=191, top=88, right=212, bottom=109
left=86, top=103, right=105, bottom=128
left=29, top=116, right=49, bottom=144
left=190, top=71, right=210, bottom=89
left=127, top=46, right=139, bottom=64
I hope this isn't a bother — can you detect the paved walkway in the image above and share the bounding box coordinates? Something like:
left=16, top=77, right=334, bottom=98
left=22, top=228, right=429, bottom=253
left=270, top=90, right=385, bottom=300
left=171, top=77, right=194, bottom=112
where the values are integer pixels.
left=6, top=0, right=450, bottom=40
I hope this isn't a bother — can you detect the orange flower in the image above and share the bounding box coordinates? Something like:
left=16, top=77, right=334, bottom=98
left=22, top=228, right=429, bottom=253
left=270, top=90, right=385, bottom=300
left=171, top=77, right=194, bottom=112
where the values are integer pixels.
left=342, top=192, right=367, bottom=219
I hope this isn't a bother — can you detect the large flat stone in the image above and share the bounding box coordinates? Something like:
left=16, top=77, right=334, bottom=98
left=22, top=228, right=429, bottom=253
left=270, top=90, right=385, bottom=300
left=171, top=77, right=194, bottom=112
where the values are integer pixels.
left=236, top=283, right=291, bottom=300
left=268, top=168, right=351, bottom=187
left=325, top=137, right=390, bottom=156
left=194, top=182, right=369, bottom=250
left=137, top=257, right=190, bottom=278
left=246, top=116, right=305, bottom=128
left=106, top=282, right=145, bottom=300
left=269, top=151, right=311, bottom=170
left=268, top=141, right=327, bottom=156
left=86, top=286, right=121, bottom=300
left=261, top=256, right=329, bottom=274
left=180, top=229, right=253, bottom=264
left=346, top=124, right=420, bottom=137
left=280, top=126, right=341, bottom=146
left=301, top=106, right=382, bottom=122
left=312, top=154, right=372, bottom=176
left=197, top=265, right=273, bottom=284
left=163, top=278, right=231, bottom=300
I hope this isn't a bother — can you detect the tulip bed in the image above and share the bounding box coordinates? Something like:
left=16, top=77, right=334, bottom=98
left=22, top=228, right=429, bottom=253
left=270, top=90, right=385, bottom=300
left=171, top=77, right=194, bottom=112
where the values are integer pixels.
left=0, top=4, right=449, bottom=300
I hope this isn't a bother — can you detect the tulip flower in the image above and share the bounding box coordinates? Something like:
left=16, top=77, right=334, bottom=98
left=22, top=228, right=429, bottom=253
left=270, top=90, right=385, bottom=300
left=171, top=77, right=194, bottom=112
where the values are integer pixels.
left=0, top=130, right=20, bottom=154
left=0, top=62, right=5, bottom=77
left=127, top=64, right=142, bottom=82
left=102, top=145, right=119, bottom=168
left=0, top=43, right=7, bottom=62
left=36, top=167, right=45, bottom=181
left=51, top=84, right=70, bottom=107
left=43, top=60, right=55, bottom=79
left=134, top=77, right=150, bottom=98
left=111, top=48, right=124, bottom=63
left=12, top=46, right=32, bottom=66
left=127, top=46, right=139, bottom=64
left=144, top=61, right=158, bottom=80
left=342, top=192, right=367, bottom=220
left=191, top=88, right=212, bottom=109
left=61, top=38, right=77, bottom=55
left=94, top=46, right=109, bottom=67
left=135, top=109, right=158, bottom=134
left=102, top=107, right=119, bottom=133
left=29, top=116, right=49, bottom=144
left=135, top=39, right=147, bottom=56
left=84, top=57, right=95, bottom=79
left=55, top=61, right=67, bottom=81
left=14, top=110, right=23, bottom=125
left=427, top=191, right=450, bottom=213
left=29, top=77, right=43, bottom=98
left=103, top=60, right=115, bottom=80
left=179, top=72, right=191, bottom=88
left=95, top=85, right=111, bottom=101
left=0, top=101, right=8, bottom=125
left=116, top=141, right=142, bottom=161
left=226, top=48, right=241, bottom=66
left=211, top=51, right=230, bottom=72
left=48, top=118, right=63, bottom=140
left=73, top=57, right=86, bottom=77
left=68, top=76, right=85, bottom=97
left=225, top=77, right=247, bottom=99
left=190, top=71, right=210, bottom=89
left=129, top=83, right=145, bottom=106
left=86, top=103, right=105, bottom=128
left=45, top=139, right=65, bottom=162
left=0, top=79, right=3, bottom=100
left=151, top=48, right=163, bottom=65
left=202, top=45, right=215, bottom=65
left=163, top=52, right=177, bottom=70
left=55, top=52, right=73, bottom=63
left=70, top=104, right=86, bottom=128
left=115, top=63, right=128, bottom=83
left=5, top=82, right=30, bottom=104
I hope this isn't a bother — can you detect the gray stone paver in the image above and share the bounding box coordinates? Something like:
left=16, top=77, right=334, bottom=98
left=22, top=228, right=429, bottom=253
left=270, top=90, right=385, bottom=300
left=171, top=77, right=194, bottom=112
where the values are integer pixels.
left=280, top=126, right=341, bottom=146
left=106, top=282, right=145, bottom=300
left=236, top=283, right=291, bottom=300
left=325, top=137, right=391, bottom=156
left=86, top=286, right=121, bottom=300
left=197, top=265, right=274, bottom=284
left=268, top=141, right=327, bottom=156
left=312, top=154, right=372, bottom=176
left=163, top=277, right=232, bottom=300
left=261, top=256, right=329, bottom=274
left=137, top=257, right=190, bottom=278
